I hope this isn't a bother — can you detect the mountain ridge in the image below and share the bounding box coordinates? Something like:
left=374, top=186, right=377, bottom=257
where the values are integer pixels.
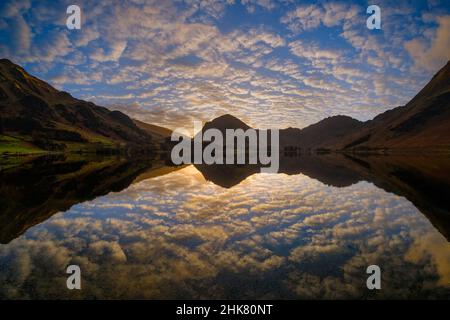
left=200, top=60, right=450, bottom=152
left=2, top=58, right=449, bottom=154
left=0, top=59, right=166, bottom=154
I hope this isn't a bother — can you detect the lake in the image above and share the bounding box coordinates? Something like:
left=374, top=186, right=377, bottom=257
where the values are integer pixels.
left=0, top=153, right=449, bottom=299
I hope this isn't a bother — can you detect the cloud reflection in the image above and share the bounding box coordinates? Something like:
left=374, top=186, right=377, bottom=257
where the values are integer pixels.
left=0, top=166, right=449, bottom=299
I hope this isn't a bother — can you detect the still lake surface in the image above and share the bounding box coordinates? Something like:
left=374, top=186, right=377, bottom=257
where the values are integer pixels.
left=0, top=154, right=449, bottom=299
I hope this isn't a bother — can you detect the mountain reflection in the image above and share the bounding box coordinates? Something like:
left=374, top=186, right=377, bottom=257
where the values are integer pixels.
left=1, top=154, right=450, bottom=243
left=195, top=154, right=450, bottom=241
left=0, top=153, right=449, bottom=299
left=0, top=154, right=182, bottom=244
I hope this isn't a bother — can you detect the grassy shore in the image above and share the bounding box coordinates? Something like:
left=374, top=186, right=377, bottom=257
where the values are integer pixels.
left=0, top=134, right=47, bottom=155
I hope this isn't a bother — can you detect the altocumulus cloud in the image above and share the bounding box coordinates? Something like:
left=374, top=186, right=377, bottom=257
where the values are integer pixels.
left=0, top=0, right=449, bottom=130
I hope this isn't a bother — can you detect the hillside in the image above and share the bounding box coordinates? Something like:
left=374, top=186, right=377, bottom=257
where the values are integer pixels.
left=328, top=60, right=450, bottom=151
left=133, top=119, right=172, bottom=141
left=0, top=59, right=162, bottom=153
left=279, top=115, right=363, bottom=149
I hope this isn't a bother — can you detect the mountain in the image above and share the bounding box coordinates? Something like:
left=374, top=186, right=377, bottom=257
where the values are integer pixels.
left=192, top=114, right=253, bottom=150
left=196, top=113, right=363, bottom=150
left=326, top=60, right=450, bottom=151
left=278, top=115, right=363, bottom=150
left=133, top=119, right=172, bottom=142
left=3, top=57, right=448, bottom=155
left=199, top=60, right=450, bottom=153
left=0, top=59, right=167, bottom=153
left=202, top=114, right=251, bottom=132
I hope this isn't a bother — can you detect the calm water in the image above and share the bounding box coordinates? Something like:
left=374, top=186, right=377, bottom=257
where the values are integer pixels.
left=0, top=154, right=449, bottom=299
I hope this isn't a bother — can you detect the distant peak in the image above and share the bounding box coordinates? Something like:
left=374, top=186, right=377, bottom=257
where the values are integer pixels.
left=203, top=113, right=252, bottom=131
left=328, top=115, right=358, bottom=120
left=316, top=115, right=362, bottom=124
left=0, top=59, right=19, bottom=69
left=443, top=60, right=450, bottom=69
left=213, top=114, right=241, bottom=121
left=0, top=58, right=27, bottom=75
left=210, top=114, right=250, bottom=126
left=0, top=58, right=14, bottom=64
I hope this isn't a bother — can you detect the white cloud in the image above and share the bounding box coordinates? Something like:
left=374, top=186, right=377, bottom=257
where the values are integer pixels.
left=241, top=0, right=276, bottom=13
left=281, top=2, right=360, bottom=33
left=405, top=15, right=450, bottom=71
left=90, top=41, right=128, bottom=62
left=12, top=15, right=31, bottom=54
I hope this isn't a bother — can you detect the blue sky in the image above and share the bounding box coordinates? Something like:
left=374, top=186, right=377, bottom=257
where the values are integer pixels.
left=0, top=0, right=449, bottom=130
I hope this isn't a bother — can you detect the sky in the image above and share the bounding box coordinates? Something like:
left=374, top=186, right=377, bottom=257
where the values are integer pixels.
left=0, top=0, right=449, bottom=131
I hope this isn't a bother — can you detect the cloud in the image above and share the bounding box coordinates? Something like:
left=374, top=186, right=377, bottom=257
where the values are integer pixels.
left=11, top=15, right=31, bottom=54
left=281, top=2, right=360, bottom=33
left=0, top=0, right=31, bottom=17
left=73, top=27, right=100, bottom=47
left=289, top=40, right=342, bottom=64
left=90, top=41, right=128, bottom=62
left=405, top=15, right=450, bottom=71
left=0, top=0, right=32, bottom=54
left=0, top=0, right=447, bottom=131
left=405, top=232, right=450, bottom=286
left=281, top=4, right=324, bottom=32
left=241, top=0, right=276, bottom=13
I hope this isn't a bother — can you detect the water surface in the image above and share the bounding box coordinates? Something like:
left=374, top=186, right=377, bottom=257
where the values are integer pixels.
left=0, top=154, right=449, bottom=299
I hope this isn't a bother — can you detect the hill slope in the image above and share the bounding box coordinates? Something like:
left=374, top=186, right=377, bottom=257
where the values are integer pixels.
left=279, top=115, right=363, bottom=149
left=133, top=119, right=172, bottom=141
left=329, top=60, right=450, bottom=151
left=0, top=59, right=160, bottom=153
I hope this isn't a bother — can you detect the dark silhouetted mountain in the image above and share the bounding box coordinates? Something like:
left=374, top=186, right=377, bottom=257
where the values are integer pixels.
left=192, top=114, right=254, bottom=151
left=0, top=59, right=168, bottom=153
left=278, top=115, right=363, bottom=149
left=202, top=114, right=251, bottom=132
left=197, top=113, right=363, bottom=151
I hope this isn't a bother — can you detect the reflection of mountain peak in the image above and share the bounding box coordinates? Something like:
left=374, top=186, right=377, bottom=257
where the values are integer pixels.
left=194, top=155, right=363, bottom=188
left=193, top=154, right=450, bottom=241
left=0, top=155, right=183, bottom=244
